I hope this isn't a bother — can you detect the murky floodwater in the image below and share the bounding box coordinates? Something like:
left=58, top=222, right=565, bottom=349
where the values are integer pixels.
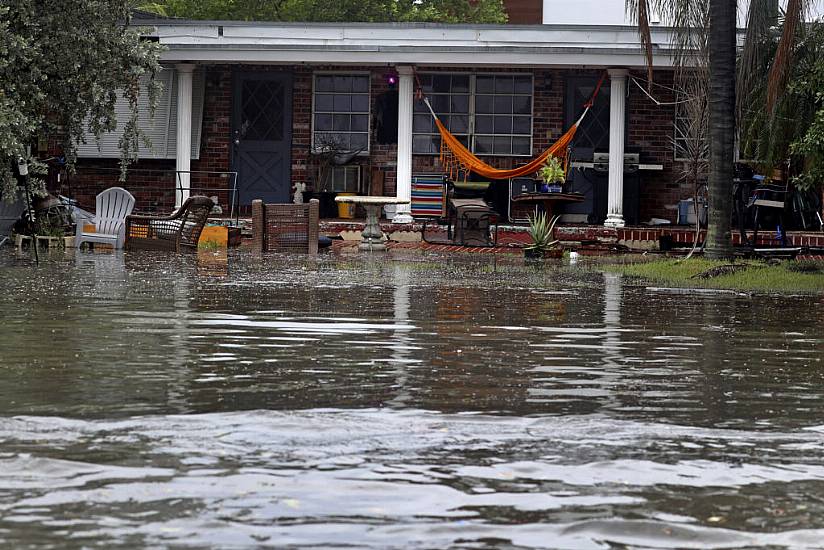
left=1, top=248, right=824, bottom=549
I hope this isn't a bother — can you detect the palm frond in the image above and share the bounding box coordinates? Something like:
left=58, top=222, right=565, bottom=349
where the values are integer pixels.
left=627, top=0, right=709, bottom=83
left=766, top=0, right=808, bottom=113
left=636, top=0, right=655, bottom=86
left=738, top=0, right=778, bottom=119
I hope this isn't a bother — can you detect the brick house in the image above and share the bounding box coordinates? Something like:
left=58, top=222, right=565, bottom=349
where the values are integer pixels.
left=74, top=20, right=691, bottom=227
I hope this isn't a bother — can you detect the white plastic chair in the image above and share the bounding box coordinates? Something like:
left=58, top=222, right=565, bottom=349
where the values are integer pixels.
left=75, top=187, right=135, bottom=249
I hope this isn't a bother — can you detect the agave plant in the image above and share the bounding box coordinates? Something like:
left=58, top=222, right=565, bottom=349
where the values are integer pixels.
left=524, top=212, right=560, bottom=257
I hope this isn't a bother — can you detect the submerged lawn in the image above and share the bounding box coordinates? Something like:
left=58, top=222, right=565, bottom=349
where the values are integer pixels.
left=607, top=258, right=824, bottom=294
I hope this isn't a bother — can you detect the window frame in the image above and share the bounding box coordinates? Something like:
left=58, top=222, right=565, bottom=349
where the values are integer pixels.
left=673, top=94, right=708, bottom=162
left=413, top=72, right=472, bottom=155
left=311, top=71, right=372, bottom=155
left=413, top=72, right=534, bottom=158
left=318, top=165, right=362, bottom=193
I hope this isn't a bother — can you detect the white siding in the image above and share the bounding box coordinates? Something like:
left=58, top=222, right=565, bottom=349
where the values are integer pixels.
left=542, top=1, right=821, bottom=26
left=76, top=67, right=204, bottom=160
left=542, top=1, right=631, bottom=25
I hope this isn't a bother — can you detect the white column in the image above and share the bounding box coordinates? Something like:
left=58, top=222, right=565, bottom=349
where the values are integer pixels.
left=604, top=68, right=628, bottom=228
left=175, top=63, right=196, bottom=208
left=387, top=263, right=414, bottom=407
left=599, top=272, right=624, bottom=410
left=392, top=65, right=414, bottom=224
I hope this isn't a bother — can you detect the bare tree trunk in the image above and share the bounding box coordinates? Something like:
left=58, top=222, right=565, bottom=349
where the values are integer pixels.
left=704, top=0, right=736, bottom=259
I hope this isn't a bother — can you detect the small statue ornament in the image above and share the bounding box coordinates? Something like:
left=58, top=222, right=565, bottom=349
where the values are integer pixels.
left=293, top=182, right=306, bottom=204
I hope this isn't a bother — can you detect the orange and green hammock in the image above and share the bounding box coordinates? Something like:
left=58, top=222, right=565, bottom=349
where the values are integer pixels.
left=420, top=72, right=606, bottom=182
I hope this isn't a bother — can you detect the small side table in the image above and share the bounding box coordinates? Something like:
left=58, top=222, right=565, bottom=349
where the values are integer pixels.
left=510, top=192, right=585, bottom=219
left=334, top=196, right=410, bottom=251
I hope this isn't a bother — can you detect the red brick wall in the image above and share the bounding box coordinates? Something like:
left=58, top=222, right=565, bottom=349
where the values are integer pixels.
left=69, top=160, right=177, bottom=213
left=292, top=67, right=311, bottom=190
left=71, top=64, right=684, bottom=222
left=627, top=69, right=689, bottom=222
left=191, top=66, right=232, bottom=206
left=502, top=0, right=543, bottom=24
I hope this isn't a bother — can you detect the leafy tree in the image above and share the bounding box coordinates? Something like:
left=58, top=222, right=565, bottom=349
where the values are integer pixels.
left=740, top=20, right=824, bottom=193
left=790, top=86, right=824, bottom=192
left=139, top=0, right=508, bottom=24
left=629, top=0, right=814, bottom=259
left=0, top=1, right=163, bottom=203
left=628, top=0, right=738, bottom=258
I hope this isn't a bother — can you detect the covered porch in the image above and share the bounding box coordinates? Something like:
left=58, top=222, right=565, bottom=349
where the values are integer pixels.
left=74, top=20, right=687, bottom=238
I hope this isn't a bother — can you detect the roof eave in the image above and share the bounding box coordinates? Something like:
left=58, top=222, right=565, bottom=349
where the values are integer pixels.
left=159, top=43, right=680, bottom=69
left=148, top=22, right=685, bottom=68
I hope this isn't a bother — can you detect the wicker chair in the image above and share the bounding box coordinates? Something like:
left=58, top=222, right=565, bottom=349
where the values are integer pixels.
left=125, top=196, right=214, bottom=251
left=252, top=199, right=319, bottom=254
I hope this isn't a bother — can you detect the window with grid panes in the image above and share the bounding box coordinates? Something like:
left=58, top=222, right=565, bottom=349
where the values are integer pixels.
left=313, top=74, right=370, bottom=153
left=412, top=74, right=470, bottom=154
left=412, top=73, right=533, bottom=157
left=473, top=75, right=533, bottom=156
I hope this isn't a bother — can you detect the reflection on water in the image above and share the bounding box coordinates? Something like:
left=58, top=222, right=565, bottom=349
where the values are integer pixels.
left=2, top=249, right=824, bottom=548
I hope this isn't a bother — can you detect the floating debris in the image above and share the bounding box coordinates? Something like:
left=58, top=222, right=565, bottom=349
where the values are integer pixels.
left=691, top=263, right=751, bottom=279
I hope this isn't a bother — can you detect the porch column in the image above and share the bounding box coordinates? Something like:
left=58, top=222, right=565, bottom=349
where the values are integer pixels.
left=604, top=68, right=628, bottom=228
left=392, top=65, right=414, bottom=224
left=175, top=63, right=196, bottom=208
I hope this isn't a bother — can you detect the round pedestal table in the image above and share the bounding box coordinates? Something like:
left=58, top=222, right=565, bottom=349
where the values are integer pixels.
left=334, top=196, right=411, bottom=251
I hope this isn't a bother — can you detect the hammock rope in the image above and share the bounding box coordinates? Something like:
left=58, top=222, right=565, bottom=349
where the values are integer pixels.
left=419, top=72, right=606, bottom=181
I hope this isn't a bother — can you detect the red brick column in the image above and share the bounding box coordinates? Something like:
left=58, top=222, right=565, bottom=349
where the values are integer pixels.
left=251, top=199, right=264, bottom=252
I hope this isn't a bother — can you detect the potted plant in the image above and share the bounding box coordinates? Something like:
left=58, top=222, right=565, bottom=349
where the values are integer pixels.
left=538, top=156, right=565, bottom=193
left=524, top=212, right=561, bottom=258
left=33, top=215, right=73, bottom=249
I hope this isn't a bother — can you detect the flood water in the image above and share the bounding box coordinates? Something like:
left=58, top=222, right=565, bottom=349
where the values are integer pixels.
left=2, top=248, right=824, bottom=548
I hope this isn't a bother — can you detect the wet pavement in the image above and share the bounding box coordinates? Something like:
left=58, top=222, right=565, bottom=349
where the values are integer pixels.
left=1, top=248, right=824, bottom=548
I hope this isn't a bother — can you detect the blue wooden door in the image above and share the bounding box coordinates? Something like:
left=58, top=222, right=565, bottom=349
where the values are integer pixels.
left=232, top=72, right=292, bottom=205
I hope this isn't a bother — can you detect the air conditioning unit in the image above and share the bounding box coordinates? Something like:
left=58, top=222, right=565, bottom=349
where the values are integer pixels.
left=318, top=165, right=361, bottom=193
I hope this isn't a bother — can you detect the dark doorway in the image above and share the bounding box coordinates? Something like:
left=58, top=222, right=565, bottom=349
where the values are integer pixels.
left=232, top=72, right=293, bottom=205
left=374, top=90, right=399, bottom=144
left=564, top=75, right=611, bottom=224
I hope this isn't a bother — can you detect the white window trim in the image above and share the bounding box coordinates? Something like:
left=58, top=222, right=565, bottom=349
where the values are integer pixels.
left=311, top=70, right=372, bottom=155
left=413, top=71, right=534, bottom=157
